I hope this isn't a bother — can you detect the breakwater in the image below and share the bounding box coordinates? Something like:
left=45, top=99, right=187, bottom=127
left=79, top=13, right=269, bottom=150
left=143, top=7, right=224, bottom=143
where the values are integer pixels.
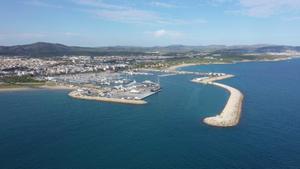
left=192, top=74, right=243, bottom=127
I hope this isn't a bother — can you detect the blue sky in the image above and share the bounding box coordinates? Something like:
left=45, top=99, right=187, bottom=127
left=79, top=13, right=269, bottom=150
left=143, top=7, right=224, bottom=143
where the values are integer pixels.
left=1, top=0, right=300, bottom=46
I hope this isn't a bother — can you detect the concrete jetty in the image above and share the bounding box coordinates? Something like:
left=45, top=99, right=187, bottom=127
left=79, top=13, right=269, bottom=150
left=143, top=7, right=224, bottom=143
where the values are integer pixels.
left=192, top=74, right=243, bottom=127
left=138, top=68, right=222, bottom=76
left=192, top=74, right=235, bottom=84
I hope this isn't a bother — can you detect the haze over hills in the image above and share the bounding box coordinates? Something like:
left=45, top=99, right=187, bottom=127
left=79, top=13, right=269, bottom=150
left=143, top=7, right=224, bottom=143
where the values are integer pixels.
left=0, top=42, right=300, bottom=57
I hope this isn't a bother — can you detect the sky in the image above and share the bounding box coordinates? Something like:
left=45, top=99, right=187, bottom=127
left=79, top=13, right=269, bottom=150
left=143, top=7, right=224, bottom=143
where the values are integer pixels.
left=1, top=0, right=300, bottom=46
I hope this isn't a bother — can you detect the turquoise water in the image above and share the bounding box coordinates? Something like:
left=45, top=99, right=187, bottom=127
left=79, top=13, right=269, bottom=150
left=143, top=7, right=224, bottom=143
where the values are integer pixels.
left=1, top=59, right=300, bottom=169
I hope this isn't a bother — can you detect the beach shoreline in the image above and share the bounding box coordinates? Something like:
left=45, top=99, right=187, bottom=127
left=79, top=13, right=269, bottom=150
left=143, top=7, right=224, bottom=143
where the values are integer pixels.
left=167, top=63, right=200, bottom=71
left=166, top=62, right=228, bottom=71
left=0, top=87, right=33, bottom=92
left=166, top=57, right=296, bottom=72
left=38, top=84, right=76, bottom=90
left=0, top=83, right=75, bottom=92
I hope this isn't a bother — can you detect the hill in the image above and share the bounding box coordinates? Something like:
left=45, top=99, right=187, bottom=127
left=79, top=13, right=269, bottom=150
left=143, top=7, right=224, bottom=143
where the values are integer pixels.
left=0, top=42, right=300, bottom=57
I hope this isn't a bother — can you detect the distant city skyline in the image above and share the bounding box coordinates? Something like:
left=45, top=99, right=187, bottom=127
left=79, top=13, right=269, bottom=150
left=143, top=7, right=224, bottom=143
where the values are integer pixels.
left=1, top=0, right=300, bottom=46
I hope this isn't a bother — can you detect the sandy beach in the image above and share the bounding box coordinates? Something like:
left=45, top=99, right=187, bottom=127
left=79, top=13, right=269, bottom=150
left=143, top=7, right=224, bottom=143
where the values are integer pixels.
left=166, top=61, right=230, bottom=71
left=0, top=87, right=32, bottom=92
left=192, top=74, right=243, bottom=127
left=68, top=91, right=147, bottom=105
left=39, top=84, right=76, bottom=90
left=0, top=83, right=76, bottom=93
left=167, top=63, right=200, bottom=71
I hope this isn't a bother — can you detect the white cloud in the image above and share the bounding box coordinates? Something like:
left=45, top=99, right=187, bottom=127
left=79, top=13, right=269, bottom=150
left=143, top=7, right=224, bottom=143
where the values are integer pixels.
left=75, top=0, right=126, bottom=10
left=75, top=0, right=206, bottom=25
left=75, top=0, right=163, bottom=24
left=206, top=0, right=234, bottom=6
left=282, top=16, right=300, bottom=21
left=151, top=29, right=183, bottom=38
left=217, top=0, right=300, bottom=17
left=151, top=2, right=177, bottom=8
left=94, top=9, right=161, bottom=23
left=25, top=0, right=63, bottom=9
left=238, top=0, right=300, bottom=17
left=153, top=29, right=167, bottom=37
left=91, top=9, right=206, bottom=25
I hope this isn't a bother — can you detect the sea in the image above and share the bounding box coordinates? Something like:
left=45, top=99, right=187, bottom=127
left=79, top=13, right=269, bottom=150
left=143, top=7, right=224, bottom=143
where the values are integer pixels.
left=0, top=59, right=300, bottom=169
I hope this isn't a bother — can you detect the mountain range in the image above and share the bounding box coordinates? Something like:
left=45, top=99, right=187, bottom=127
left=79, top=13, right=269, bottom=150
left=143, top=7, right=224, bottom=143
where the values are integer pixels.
left=0, top=42, right=300, bottom=57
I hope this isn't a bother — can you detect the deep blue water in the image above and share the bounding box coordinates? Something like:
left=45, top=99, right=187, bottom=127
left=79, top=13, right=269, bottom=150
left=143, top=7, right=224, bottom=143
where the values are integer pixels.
left=1, top=59, right=300, bottom=169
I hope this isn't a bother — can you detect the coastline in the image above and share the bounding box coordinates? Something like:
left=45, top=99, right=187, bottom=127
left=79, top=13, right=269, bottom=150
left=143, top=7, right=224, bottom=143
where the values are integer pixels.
left=0, top=87, right=33, bottom=92
left=68, top=91, right=147, bottom=105
left=192, top=74, right=243, bottom=127
left=0, top=83, right=75, bottom=93
left=167, top=63, right=200, bottom=71
left=166, top=62, right=227, bottom=71
left=38, top=84, right=76, bottom=90
left=165, top=56, right=296, bottom=72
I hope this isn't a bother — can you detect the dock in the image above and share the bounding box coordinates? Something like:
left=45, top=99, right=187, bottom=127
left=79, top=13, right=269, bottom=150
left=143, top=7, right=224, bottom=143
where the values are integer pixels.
left=69, top=91, right=147, bottom=105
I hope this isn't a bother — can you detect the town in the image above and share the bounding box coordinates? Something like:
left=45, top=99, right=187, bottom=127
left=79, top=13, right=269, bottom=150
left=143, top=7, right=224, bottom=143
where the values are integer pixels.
left=0, top=55, right=164, bottom=104
left=1, top=44, right=298, bottom=104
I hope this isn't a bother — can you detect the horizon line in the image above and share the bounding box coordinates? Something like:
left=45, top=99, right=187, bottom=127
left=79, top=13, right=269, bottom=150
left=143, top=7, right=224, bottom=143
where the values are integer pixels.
left=1, top=41, right=299, bottom=48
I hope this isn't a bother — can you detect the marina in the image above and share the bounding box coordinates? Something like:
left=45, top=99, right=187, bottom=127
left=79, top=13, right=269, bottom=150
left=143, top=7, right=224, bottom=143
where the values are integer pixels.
left=46, top=72, right=161, bottom=104
left=42, top=70, right=231, bottom=105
